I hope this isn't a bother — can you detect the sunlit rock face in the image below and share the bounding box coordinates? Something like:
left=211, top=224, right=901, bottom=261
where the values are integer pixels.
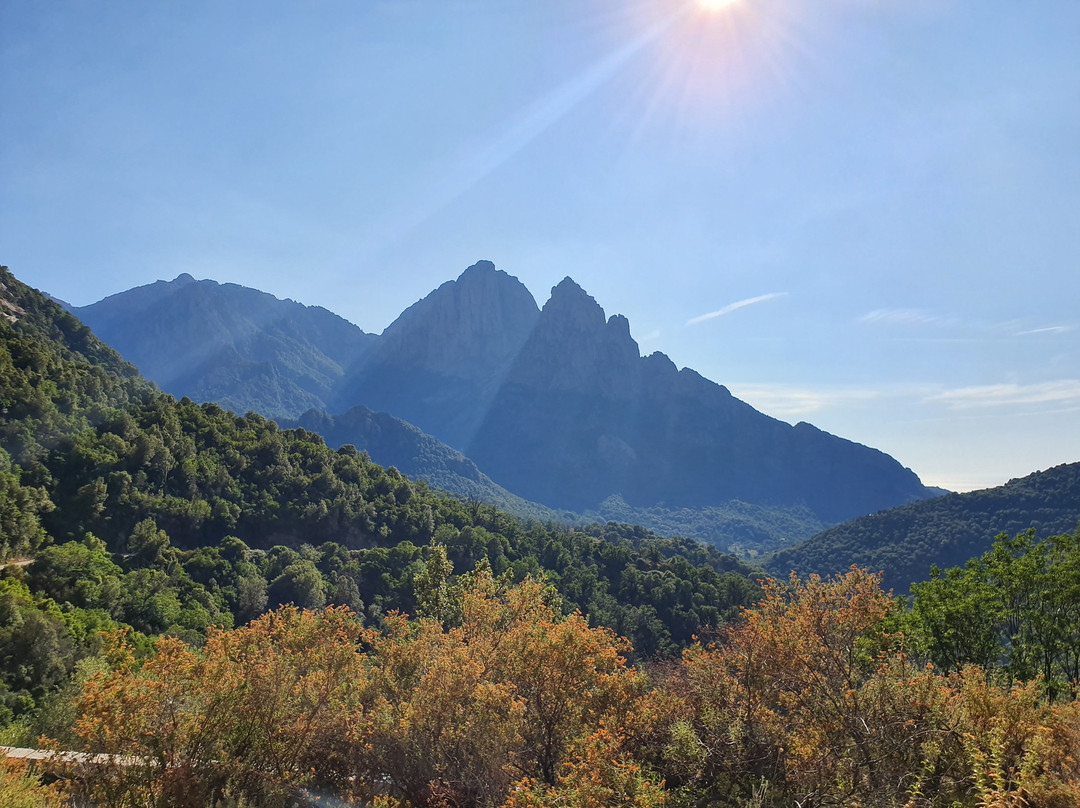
left=375, top=260, right=541, bottom=381
left=341, top=260, right=542, bottom=449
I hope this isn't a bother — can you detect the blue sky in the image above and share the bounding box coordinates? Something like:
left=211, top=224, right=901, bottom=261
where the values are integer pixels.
left=2, top=0, right=1078, bottom=492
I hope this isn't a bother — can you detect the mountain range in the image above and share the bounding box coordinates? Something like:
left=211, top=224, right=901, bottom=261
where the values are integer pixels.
left=75, top=260, right=938, bottom=551
left=0, top=262, right=761, bottom=665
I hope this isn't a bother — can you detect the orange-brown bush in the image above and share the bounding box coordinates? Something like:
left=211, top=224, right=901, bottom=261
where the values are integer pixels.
left=66, top=568, right=1080, bottom=808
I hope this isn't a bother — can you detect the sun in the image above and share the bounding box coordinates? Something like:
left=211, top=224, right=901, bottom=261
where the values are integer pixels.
left=696, top=0, right=739, bottom=11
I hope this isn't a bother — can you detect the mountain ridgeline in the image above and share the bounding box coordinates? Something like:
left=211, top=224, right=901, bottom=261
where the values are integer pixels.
left=75, top=260, right=937, bottom=549
left=74, top=273, right=376, bottom=420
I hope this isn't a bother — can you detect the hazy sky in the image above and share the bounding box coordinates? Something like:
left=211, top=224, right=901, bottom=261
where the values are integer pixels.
left=3, top=0, right=1079, bottom=492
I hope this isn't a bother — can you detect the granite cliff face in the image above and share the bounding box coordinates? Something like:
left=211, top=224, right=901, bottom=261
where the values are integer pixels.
left=75, top=275, right=375, bottom=419
left=499, top=277, right=641, bottom=397
left=343, top=260, right=541, bottom=448
left=375, top=260, right=540, bottom=379
left=460, top=277, right=930, bottom=520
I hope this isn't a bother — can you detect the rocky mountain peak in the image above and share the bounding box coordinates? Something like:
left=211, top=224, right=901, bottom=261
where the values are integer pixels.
left=173, top=273, right=197, bottom=285
left=495, top=278, right=642, bottom=401
left=542, top=277, right=607, bottom=333
left=607, top=313, right=631, bottom=339
left=642, top=350, right=679, bottom=385
left=457, top=259, right=497, bottom=280
left=374, top=261, right=539, bottom=378
left=346, top=261, right=542, bottom=448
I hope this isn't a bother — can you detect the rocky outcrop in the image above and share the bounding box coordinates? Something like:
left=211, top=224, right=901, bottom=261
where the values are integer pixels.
left=0, top=277, right=26, bottom=323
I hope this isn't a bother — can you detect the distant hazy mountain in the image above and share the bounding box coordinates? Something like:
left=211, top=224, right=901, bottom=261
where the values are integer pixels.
left=77, top=260, right=938, bottom=550
left=766, top=462, right=1080, bottom=593
left=75, top=274, right=375, bottom=419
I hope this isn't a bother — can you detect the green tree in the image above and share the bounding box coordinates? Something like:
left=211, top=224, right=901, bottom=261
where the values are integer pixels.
left=908, top=562, right=1001, bottom=673
left=414, top=541, right=456, bottom=626
left=267, top=560, right=327, bottom=610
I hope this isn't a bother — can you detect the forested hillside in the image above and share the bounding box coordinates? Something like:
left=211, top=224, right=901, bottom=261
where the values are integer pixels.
left=766, top=462, right=1080, bottom=592
left=283, top=405, right=576, bottom=524
left=0, top=265, right=759, bottom=729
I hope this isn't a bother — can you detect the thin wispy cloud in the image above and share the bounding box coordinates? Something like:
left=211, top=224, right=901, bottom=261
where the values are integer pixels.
left=928, top=380, right=1080, bottom=410
left=729, top=383, right=889, bottom=418
left=1016, top=325, right=1075, bottom=336
left=859, top=308, right=942, bottom=327
left=636, top=329, right=662, bottom=344
left=686, top=292, right=787, bottom=326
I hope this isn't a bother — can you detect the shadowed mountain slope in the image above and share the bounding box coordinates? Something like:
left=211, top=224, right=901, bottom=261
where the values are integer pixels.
left=282, top=405, right=575, bottom=523
left=342, top=266, right=935, bottom=525
left=75, top=274, right=376, bottom=420
left=461, top=277, right=932, bottom=522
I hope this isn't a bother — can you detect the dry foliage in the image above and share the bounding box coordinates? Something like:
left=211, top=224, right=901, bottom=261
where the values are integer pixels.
left=63, top=567, right=1080, bottom=808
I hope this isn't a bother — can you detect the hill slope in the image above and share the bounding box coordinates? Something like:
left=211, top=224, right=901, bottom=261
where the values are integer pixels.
left=282, top=406, right=575, bottom=524
left=75, top=274, right=376, bottom=419
left=766, top=462, right=1080, bottom=593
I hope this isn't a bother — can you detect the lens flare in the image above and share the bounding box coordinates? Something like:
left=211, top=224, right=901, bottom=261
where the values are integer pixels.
left=697, top=0, right=739, bottom=11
